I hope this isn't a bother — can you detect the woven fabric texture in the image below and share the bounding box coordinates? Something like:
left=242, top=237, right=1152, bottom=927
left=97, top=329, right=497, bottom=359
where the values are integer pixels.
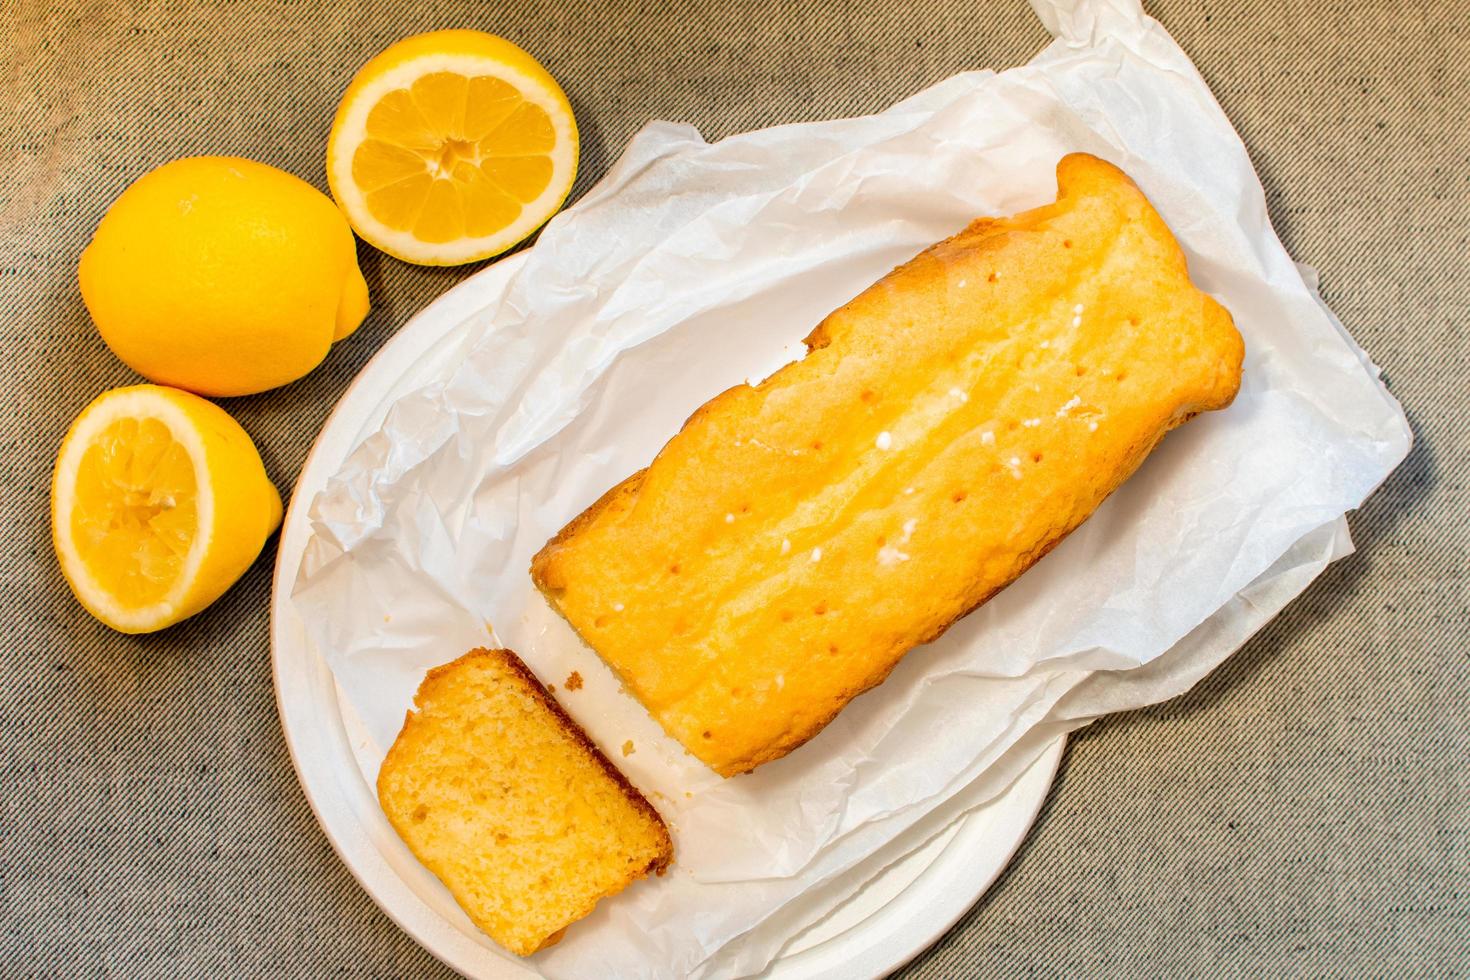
left=1, top=0, right=1465, bottom=976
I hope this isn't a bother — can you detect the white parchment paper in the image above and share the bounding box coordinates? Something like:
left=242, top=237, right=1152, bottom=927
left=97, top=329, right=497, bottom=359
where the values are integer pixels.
left=291, top=0, right=1410, bottom=975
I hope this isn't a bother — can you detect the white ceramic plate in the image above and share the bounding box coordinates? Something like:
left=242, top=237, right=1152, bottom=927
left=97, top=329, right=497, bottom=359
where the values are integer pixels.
left=270, top=253, right=1065, bottom=979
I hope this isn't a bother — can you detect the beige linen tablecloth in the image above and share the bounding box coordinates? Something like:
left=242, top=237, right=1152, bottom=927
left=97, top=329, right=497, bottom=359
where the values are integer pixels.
left=1, top=1, right=1465, bottom=975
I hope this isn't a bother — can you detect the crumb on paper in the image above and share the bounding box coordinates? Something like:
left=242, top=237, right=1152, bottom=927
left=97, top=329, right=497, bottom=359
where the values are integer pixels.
left=622, top=740, right=635, bottom=756
left=546, top=684, right=556, bottom=693
left=565, top=671, right=583, bottom=691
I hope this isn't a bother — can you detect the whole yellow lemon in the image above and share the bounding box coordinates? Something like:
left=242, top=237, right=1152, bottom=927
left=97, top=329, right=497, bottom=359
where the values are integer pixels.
left=79, top=157, right=370, bottom=397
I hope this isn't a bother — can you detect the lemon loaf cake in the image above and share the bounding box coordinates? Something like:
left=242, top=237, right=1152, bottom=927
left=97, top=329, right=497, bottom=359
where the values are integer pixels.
left=532, top=153, right=1244, bottom=777
left=377, top=648, right=672, bottom=955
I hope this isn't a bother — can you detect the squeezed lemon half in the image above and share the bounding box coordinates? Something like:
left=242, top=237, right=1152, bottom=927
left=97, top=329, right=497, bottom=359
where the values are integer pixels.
left=327, top=30, right=579, bottom=266
left=51, top=386, right=283, bottom=634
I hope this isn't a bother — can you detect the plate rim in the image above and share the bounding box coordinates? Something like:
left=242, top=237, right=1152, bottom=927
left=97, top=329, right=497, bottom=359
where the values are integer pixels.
left=268, top=251, right=1063, bottom=980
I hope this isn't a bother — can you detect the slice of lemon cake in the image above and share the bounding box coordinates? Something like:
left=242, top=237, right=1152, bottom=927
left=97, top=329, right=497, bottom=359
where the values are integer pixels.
left=377, top=648, right=672, bottom=956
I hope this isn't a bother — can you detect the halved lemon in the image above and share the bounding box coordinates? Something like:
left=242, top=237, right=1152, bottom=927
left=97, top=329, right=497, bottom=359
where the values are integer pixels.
left=51, top=386, right=283, bottom=634
left=327, top=30, right=579, bottom=266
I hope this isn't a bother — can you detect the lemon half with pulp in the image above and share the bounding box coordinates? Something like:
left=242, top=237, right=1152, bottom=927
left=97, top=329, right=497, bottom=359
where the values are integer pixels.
left=52, top=386, right=283, bottom=634
left=327, top=30, right=579, bottom=266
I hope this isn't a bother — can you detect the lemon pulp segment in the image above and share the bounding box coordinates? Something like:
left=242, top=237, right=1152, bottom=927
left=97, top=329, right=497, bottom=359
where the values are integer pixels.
left=70, top=416, right=199, bottom=608
left=353, top=73, right=557, bottom=243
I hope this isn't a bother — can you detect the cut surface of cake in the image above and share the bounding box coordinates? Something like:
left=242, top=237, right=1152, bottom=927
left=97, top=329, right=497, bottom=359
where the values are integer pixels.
left=377, top=648, right=672, bottom=956
left=532, top=153, right=1244, bottom=777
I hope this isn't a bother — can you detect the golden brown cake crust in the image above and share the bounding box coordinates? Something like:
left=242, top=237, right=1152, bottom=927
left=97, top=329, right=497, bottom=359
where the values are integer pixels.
left=532, top=153, right=1244, bottom=777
